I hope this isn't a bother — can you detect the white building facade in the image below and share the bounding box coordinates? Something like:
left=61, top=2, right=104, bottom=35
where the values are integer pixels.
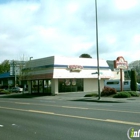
left=23, top=56, right=114, bottom=95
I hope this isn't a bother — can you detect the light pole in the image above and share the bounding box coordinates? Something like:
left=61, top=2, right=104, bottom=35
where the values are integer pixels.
left=95, top=0, right=101, bottom=100
left=30, top=57, right=33, bottom=61
left=13, top=60, right=17, bottom=87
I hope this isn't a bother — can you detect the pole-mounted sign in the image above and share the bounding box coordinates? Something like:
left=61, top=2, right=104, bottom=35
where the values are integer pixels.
left=114, top=56, right=128, bottom=91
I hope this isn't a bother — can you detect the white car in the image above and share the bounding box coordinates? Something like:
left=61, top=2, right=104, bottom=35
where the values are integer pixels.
left=137, top=83, right=140, bottom=91
left=11, top=87, right=23, bottom=93
left=104, top=79, right=140, bottom=91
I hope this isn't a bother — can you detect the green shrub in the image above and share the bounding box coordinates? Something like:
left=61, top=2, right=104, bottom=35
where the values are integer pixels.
left=113, top=92, right=131, bottom=98
left=1, top=90, right=10, bottom=94
left=101, top=86, right=117, bottom=96
left=0, top=89, right=4, bottom=93
left=127, top=91, right=139, bottom=97
left=0, top=89, right=5, bottom=94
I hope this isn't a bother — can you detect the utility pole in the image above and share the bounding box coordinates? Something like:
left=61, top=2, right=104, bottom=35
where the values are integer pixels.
left=95, top=0, right=101, bottom=100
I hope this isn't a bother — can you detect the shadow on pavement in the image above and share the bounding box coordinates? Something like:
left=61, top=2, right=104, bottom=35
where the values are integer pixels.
left=70, top=98, right=126, bottom=103
left=0, top=93, right=53, bottom=98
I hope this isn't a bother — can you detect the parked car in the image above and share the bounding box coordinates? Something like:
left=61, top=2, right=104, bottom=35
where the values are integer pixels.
left=137, top=83, right=140, bottom=91
left=104, top=79, right=140, bottom=91
left=10, top=87, right=23, bottom=93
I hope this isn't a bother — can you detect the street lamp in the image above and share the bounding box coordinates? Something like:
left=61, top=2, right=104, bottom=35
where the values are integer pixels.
left=12, top=60, right=17, bottom=87
left=30, top=57, right=33, bottom=61
left=95, top=0, right=101, bottom=100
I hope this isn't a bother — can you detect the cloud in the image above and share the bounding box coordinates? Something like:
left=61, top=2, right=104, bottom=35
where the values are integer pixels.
left=114, top=0, right=139, bottom=10
left=0, top=0, right=140, bottom=64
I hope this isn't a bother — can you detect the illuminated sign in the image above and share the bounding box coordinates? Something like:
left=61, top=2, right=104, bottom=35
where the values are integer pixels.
left=68, top=65, right=83, bottom=72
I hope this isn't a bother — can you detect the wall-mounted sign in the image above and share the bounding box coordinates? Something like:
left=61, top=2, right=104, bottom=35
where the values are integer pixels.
left=8, top=80, right=13, bottom=85
left=65, top=79, right=71, bottom=86
left=68, top=65, right=83, bottom=72
left=114, top=56, right=128, bottom=69
left=72, top=79, right=76, bottom=85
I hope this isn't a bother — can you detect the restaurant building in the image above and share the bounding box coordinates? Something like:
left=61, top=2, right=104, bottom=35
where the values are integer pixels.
left=22, top=56, right=113, bottom=95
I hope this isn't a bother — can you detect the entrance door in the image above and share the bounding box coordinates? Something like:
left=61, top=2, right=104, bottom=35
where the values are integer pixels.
left=44, top=79, right=51, bottom=95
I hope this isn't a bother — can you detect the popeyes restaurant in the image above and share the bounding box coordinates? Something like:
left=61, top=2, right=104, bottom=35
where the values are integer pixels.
left=22, top=56, right=113, bottom=95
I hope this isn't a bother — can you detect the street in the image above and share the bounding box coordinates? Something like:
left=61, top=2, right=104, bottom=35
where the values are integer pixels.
left=0, top=93, right=140, bottom=140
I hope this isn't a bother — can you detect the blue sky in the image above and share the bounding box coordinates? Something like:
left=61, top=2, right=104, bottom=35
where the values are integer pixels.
left=0, top=0, right=10, bottom=4
left=0, top=0, right=39, bottom=3
left=0, top=0, right=140, bottom=63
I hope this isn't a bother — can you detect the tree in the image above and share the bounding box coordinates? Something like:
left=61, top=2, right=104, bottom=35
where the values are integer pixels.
left=124, top=70, right=131, bottom=80
left=130, top=69, right=137, bottom=91
left=0, top=60, right=10, bottom=73
left=79, top=54, right=92, bottom=58
left=129, top=60, right=140, bottom=82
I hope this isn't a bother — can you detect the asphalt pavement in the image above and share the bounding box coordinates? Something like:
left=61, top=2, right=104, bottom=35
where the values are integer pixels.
left=0, top=92, right=140, bottom=140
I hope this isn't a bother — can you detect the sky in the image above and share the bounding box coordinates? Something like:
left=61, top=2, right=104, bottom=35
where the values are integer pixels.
left=0, top=0, right=140, bottom=64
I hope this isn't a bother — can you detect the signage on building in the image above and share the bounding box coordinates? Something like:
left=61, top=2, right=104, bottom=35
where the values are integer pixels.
left=68, top=65, right=83, bottom=72
left=114, top=56, right=128, bottom=69
left=8, top=80, right=13, bottom=85
left=65, top=79, right=71, bottom=86
left=10, top=60, right=26, bottom=75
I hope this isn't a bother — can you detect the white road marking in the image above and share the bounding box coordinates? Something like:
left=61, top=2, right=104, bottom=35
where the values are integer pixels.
left=28, top=110, right=54, bottom=115
left=87, top=103, right=112, bottom=106
left=0, top=106, right=140, bottom=126
left=15, top=102, right=30, bottom=105
left=62, top=106, right=88, bottom=109
left=9, top=99, right=20, bottom=101
left=12, top=124, right=16, bottom=126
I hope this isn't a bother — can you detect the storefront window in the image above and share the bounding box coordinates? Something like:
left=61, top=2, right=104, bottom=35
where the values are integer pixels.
left=59, top=79, right=83, bottom=92
left=39, top=80, right=43, bottom=93
left=44, top=79, right=51, bottom=94
left=31, top=79, right=51, bottom=94
left=31, top=80, right=38, bottom=93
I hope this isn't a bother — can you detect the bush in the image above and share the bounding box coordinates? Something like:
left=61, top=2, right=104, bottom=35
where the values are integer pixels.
left=113, top=92, right=131, bottom=98
left=0, top=90, right=11, bottom=94
left=127, top=91, right=139, bottom=97
left=0, top=89, right=4, bottom=93
left=101, top=86, right=117, bottom=96
left=0, top=89, right=5, bottom=94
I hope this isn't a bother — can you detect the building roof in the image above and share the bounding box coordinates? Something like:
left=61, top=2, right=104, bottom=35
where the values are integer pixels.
left=0, top=72, right=14, bottom=79
left=106, top=60, right=115, bottom=71
left=26, top=56, right=110, bottom=68
left=23, top=56, right=113, bottom=80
